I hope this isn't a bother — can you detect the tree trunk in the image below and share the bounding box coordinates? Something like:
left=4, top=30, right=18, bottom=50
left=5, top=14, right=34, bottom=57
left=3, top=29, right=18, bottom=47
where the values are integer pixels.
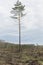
left=18, top=14, right=22, bottom=58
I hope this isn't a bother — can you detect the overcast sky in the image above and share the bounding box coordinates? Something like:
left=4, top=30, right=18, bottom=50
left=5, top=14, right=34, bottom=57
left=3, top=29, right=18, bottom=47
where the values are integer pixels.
left=0, top=0, right=43, bottom=45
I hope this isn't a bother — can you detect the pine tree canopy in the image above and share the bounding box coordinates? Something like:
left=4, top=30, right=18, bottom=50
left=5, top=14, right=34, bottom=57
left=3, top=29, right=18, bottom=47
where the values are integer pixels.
left=11, top=0, right=25, bottom=19
left=12, top=1, right=25, bottom=12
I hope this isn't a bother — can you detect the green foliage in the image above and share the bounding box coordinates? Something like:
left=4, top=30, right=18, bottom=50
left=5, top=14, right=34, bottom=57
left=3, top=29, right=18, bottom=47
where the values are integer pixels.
left=12, top=1, right=25, bottom=12
left=11, top=0, right=25, bottom=19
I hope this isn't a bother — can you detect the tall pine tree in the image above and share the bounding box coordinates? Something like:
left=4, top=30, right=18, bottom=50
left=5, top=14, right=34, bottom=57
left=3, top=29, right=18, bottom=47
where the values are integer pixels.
left=11, top=0, right=25, bottom=57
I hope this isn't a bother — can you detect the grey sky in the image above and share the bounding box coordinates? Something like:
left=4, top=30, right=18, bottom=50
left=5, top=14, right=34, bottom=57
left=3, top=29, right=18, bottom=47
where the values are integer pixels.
left=0, top=0, right=43, bottom=45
